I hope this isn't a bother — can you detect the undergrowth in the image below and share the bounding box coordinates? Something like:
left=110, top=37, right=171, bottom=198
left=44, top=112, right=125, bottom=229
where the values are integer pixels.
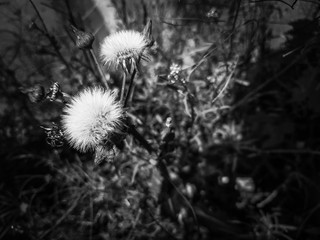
left=1, top=0, right=320, bottom=240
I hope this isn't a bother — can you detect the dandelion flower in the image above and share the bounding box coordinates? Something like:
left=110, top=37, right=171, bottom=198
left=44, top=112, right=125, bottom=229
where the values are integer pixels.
left=62, top=87, right=124, bottom=152
left=100, top=30, right=150, bottom=72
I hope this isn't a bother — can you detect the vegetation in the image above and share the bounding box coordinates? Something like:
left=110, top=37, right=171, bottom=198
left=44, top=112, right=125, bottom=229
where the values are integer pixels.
left=1, top=0, right=320, bottom=239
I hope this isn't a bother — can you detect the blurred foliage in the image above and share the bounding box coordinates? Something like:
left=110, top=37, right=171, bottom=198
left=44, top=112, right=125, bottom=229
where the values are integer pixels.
left=1, top=0, right=320, bottom=240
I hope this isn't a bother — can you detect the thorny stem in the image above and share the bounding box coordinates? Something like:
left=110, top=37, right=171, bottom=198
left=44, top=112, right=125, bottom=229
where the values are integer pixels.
left=123, top=69, right=136, bottom=108
left=89, top=49, right=109, bottom=89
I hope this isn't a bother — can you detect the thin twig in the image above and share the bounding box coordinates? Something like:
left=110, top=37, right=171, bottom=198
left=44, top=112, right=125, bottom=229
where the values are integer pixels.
left=126, top=208, right=142, bottom=240
left=39, top=195, right=82, bottom=239
left=28, top=0, right=71, bottom=72
left=231, top=0, right=242, bottom=32
left=146, top=208, right=178, bottom=240
left=28, top=0, right=49, bottom=33
left=291, top=0, right=298, bottom=8
left=212, top=59, right=238, bottom=103
left=127, top=123, right=155, bottom=154
left=230, top=54, right=302, bottom=112
left=229, top=0, right=242, bottom=57
left=89, top=49, right=109, bottom=89
left=250, top=0, right=298, bottom=9
left=121, top=0, right=127, bottom=26
left=256, top=190, right=278, bottom=208
left=296, top=203, right=320, bottom=239
left=64, top=0, right=76, bottom=25
left=158, top=155, right=200, bottom=234
left=89, top=193, right=93, bottom=240
left=64, top=6, right=98, bottom=83
left=185, top=19, right=257, bottom=83
left=0, top=58, right=40, bottom=126
left=123, top=69, right=136, bottom=108
left=265, top=149, right=320, bottom=155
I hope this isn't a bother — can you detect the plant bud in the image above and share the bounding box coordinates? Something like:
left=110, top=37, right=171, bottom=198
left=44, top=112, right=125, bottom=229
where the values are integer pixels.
left=142, top=19, right=154, bottom=47
left=70, top=24, right=94, bottom=49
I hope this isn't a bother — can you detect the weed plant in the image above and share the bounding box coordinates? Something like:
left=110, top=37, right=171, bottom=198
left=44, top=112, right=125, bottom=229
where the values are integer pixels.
left=1, top=1, right=320, bottom=240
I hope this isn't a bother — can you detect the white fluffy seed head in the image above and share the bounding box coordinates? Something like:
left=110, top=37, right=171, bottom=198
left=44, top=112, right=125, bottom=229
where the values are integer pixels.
left=100, top=30, right=149, bottom=70
left=62, top=87, right=124, bottom=152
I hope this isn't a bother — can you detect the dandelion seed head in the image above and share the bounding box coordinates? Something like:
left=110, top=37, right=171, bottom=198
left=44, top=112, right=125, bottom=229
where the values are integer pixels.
left=100, top=30, right=149, bottom=71
left=62, top=87, right=124, bottom=152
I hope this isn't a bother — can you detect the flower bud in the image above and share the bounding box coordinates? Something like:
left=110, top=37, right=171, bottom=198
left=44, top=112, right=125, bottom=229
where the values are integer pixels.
left=70, top=24, right=94, bottom=49
left=142, top=19, right=154, bottom=47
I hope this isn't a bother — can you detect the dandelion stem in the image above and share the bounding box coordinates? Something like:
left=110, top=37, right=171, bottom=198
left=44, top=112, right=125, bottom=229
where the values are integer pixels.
left=89, top=49, right=109, bottom=89
left=120, top=72, right=126, bottom=102
left=123, top=69, right=136, bottom=108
